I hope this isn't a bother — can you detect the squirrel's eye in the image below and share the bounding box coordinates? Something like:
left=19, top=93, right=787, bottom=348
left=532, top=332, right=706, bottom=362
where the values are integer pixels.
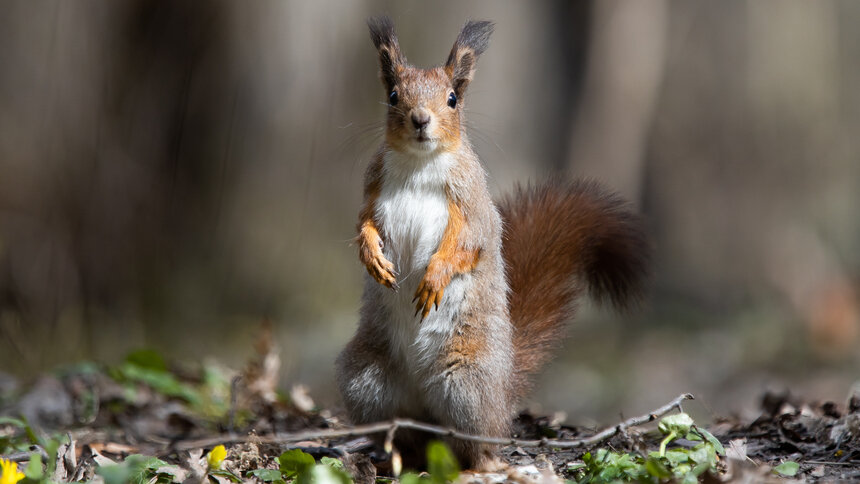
left=447, top=92, right=457, bottom=109
left=389, top=90, right=398, bottom=106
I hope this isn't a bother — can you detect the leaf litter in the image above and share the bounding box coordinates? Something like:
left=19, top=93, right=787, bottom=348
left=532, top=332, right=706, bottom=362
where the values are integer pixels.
left=0, top=326, right=858, bottom=483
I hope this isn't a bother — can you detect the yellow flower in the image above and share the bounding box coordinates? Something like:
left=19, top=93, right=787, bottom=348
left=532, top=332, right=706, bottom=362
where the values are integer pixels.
left=0, top=459, right=25, bottom=484
left=206, top=444, right=227, bottom=470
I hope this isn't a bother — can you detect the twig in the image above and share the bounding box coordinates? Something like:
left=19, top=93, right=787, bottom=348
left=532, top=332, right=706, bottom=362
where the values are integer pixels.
left=170, top=393, right=693, bottom=452
left=228, top=375, right=240, bottom=433
left=804, top=460, right=860, bottom=466
left=1, top=445, right=50, bottom=463
left=578, top=392, right=693, bottom=446
left=383, top=422, right=399, bottom=453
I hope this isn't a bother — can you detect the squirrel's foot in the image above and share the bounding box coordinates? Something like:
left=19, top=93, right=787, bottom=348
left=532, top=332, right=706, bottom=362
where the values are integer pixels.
left=413, top=258, right=452, bottom=319
left=359, top=232, right=398, bottom=291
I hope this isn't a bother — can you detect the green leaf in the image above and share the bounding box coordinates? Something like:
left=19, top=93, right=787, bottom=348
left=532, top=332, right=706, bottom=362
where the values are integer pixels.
left=306, top=464, right=353, bottom=484
left=209, top=468, right=243, bottom=482
left=400, top=472, right=421, bottom=484
left=321, top=456, right=345, bottom=469
left=426, top=441, right=459, bottom=483
left=16, top=416, right=40, bottom=447
left=773, top=461, right=799, bottom=477
left=658, top=413, right=694, bottom=436
left=688, top=444, right=716, bottom=468
left=694, top=426, right=726, bottom=456
left=0, top=416, right=27, bottom=428
left=692, top=459, right=713, bottom=478
left=685, top=431, right=702, bottom=441
left=674, top=463, right=693, bottom=476
left=96, top=454, right=167, bottom=484
left=40, top=435, right=61, bottom=477
left=129, top=455, right=168, bottom=484
left=109, top=349, right=205, bottom=406
left=125, top=349, right=168, bottom=371
left=398, top=473, right=426, bottom=484
left=152, top=472, right=179, bottom=484
left=662, top=449, right=690, bottom=467
left=278, top=449, right=316, bottom=479
left=97, top=462, right=133, bottom=484
left=575, top=449, right=655, bottom=483
left=680, top=472, right=699, bottom=484
left=153, top=465, right=186, bottom=482
left=248, top=468, right=285, bottom=482
left=24, top=452, right=44, bottom=480
left=114, top=362, right=201, bottom=405
left=644, top=456, right=672, bottom=479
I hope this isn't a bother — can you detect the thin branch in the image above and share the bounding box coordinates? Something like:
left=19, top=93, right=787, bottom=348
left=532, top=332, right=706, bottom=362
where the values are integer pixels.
left=803, top=460, right=860, bottom=467
left=1, top=445, right=50, bottom=463
left=170, top=393, right=693, bottom=452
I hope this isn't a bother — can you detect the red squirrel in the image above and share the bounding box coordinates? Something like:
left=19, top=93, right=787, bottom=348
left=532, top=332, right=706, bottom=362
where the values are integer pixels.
left=336, top=16, right=650, bottom=469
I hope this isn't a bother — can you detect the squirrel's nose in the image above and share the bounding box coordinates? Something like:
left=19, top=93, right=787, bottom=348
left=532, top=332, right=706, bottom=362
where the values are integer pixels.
left=411, top=111, right=431, bottom=130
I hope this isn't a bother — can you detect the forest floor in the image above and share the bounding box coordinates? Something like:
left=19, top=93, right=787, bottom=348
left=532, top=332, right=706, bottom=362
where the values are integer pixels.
left=1, top=336, right=858, bottom=483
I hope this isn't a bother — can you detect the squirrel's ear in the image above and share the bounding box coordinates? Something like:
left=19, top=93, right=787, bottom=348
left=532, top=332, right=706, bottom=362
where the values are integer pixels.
left=445, top=20, right=494, bottom=98
left=368, top=16, right=406, bottom=92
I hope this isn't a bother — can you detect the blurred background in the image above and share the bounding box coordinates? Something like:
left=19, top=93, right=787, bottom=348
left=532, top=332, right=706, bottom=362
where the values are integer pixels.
left=1, top=0, right=858, bottom=424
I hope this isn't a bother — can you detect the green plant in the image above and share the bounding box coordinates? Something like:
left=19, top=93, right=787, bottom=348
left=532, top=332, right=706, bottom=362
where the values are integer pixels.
left=570, top=413, right=725, bottom=484
left=243, top=448, right=352, bottom=484
left=399, top=441, right=460, bottom=484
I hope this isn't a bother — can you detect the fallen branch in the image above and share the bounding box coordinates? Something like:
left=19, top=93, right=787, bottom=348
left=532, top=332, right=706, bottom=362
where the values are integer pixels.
left=171, top=393, right=693, bottom=452
left=1, top=445, right=50, bottom=463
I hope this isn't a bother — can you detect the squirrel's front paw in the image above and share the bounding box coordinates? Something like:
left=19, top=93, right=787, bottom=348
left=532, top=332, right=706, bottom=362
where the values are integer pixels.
left=413, top=258, right=452, bottom=319
left=367, top=253, right=398, bottom=291
left=359, top=234, right=398, bottom=291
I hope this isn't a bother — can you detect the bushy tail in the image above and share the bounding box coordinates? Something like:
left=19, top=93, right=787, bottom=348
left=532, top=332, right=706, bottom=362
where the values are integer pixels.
left=498, top=179, right=650, bottom=400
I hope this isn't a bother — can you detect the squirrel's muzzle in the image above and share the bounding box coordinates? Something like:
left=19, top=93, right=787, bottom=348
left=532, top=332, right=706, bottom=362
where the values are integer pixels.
left=410, top=109, right=431, bottom=131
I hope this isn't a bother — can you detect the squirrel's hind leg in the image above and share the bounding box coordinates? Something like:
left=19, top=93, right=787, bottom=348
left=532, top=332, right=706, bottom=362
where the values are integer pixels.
left=337, top=332, right=433, bottom=470
left=424, top=315, right=514, bottom=470
left=336, top=332, right=401, bottom=424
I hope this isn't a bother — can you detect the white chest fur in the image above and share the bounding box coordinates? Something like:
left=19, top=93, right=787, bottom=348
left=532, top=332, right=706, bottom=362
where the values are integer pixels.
left=373, top=150, right=466, bottom=371
left=376, top=151, right=453, bottom=278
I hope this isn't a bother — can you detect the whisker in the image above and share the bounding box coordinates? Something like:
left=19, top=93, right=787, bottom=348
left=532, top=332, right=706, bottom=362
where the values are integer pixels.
left=463, top=110, right=495, bottom=120
left=337, top=122, right=385, bottom=149
left=334, top=121, right=386, bottom=175
left=464, top=121, right=506, bottom=156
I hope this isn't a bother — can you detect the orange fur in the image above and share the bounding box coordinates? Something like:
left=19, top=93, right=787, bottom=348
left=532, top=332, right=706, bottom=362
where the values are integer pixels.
left=444, top=323, right=487, bottom=370
left=384, top=67, right=462, bottom=155
left=414, top=198, right=480, bottom=318
left=357, top=157, right=397, bottom=290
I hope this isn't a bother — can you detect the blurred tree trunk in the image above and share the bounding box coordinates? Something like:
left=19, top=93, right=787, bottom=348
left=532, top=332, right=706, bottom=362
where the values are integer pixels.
left=564, top=0, right=668, bottom=203
left=0, top=0, right=236, bottom=370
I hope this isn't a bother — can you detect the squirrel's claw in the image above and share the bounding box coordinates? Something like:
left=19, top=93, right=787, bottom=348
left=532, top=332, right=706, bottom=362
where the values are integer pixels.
left=413, top=257, right=456, bottom=320
left=365, top=253, right=398, bottom=291
left=358, top=228, right=398, bottom=291
left=434, top=289, right=444, bottom=309
left=413, top=280, right=445, bottom=320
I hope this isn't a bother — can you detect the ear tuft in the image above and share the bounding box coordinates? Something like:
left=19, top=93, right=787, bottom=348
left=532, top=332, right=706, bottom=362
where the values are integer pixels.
left=367, top=16, right=397, bottom=51
left=446, top=20, right=494, bottom=98
left=447, top=20, right=494, bottom=62
left=367, top=15, right=405, bottom=92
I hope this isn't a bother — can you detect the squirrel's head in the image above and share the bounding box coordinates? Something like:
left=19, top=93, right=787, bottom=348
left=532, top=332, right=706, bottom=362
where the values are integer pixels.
left=368, top=16, right=494, bottom=156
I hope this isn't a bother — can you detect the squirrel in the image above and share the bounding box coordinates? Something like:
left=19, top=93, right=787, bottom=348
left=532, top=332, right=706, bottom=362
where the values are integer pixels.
left=336, top=16, right=650, bottom=470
